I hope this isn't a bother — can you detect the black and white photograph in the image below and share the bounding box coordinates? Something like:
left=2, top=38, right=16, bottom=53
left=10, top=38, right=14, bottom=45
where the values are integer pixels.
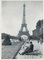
left=1, top=0, right=43, bottom=59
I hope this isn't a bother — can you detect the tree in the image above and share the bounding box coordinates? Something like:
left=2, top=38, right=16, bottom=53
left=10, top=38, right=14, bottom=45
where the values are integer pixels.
left=2, top=35, right=11, bottom=45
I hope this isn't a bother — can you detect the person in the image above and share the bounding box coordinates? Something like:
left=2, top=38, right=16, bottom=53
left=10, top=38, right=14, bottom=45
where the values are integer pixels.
left=21, top=41, right=34, bottom=55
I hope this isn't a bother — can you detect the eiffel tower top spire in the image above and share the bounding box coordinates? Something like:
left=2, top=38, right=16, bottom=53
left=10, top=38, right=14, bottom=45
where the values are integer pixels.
left=22, top=4, right=26, bottom=24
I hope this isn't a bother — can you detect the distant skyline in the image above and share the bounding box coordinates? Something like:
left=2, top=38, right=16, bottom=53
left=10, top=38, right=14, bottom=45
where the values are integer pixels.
left=2, top=1, right=43, bottom=36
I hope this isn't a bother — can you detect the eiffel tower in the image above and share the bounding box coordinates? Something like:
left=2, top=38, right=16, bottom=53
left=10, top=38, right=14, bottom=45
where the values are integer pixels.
left=18, top=4, right=30, bottom=38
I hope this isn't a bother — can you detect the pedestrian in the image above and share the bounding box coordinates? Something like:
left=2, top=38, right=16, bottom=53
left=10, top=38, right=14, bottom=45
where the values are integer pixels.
left=22, top=41, right=34, bottom=55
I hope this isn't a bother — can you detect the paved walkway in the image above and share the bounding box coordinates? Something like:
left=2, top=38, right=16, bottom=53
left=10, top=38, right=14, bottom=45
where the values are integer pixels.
left=2, top=42, right=24, bottom=59
left=16, top=40, right=43, bottom=59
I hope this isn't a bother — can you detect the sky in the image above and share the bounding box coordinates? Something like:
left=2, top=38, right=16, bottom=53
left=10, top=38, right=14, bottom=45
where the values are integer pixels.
left=2, top=1, right=43, bottom=36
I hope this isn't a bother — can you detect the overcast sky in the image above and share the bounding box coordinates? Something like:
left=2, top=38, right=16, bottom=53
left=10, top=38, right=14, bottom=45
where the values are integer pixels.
left=2, top=1, right=43, bottom=36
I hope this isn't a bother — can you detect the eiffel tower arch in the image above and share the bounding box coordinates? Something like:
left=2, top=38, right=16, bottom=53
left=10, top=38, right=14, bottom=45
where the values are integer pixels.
left=18, top=4, right=30, bottom=39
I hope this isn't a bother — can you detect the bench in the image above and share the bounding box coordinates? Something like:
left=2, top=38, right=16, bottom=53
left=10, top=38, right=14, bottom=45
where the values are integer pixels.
left=19, top=50, right=42, bottom=56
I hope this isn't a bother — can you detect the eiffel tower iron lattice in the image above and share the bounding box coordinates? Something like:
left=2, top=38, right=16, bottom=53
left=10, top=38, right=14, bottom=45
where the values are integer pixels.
left=18, top=4, right=30, bottom=38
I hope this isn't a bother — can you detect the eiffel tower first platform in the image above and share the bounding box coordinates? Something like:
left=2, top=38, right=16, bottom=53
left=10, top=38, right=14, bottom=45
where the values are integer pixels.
left=18, top=4, right=30, bottom=39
